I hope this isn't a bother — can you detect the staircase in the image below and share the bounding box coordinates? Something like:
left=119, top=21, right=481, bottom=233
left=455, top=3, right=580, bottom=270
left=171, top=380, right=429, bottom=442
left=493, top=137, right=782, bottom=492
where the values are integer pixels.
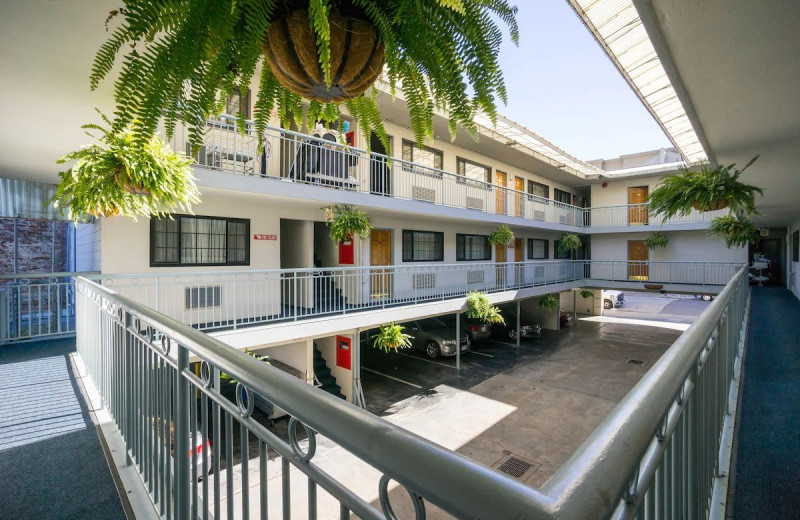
left=313, top=344, right=345, bottom=399
left=314, top=275, right=346, bottom=312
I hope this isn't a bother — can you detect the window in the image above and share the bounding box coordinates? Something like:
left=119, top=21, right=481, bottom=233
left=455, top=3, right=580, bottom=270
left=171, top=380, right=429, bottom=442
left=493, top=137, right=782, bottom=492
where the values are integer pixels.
left=402, top=140, right=443, bottom=170
left=226, top=87, right=251, bottom=119
left=527, top=180, right=549, bottom=199
left=456, top=234, right=491, bottom=261
left=151, top=215, right=250, bottom=266
left=553, top=240, right=572, bottom=260
left=402, top=230, right=444, bottom=262
left=554, top=188, right=572, bottom=205
left=456, top=157, right=491, bottom=184
left=527, top=239, right=549, bottom=260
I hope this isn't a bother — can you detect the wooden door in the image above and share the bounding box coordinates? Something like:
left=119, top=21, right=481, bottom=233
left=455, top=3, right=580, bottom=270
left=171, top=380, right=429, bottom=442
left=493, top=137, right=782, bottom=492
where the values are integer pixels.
left=628, top=240, right=649, bottom=280
left=514, top=177, right=524, bottom=217
left=495, top=171, right=507, bottom=215
left=370, top=230, right=392, bottom=298
left=514, top=238, right=524, bottom=285
left=628, top=187, right=649, bottom=225
left=495, top=243, right=507, bottom=287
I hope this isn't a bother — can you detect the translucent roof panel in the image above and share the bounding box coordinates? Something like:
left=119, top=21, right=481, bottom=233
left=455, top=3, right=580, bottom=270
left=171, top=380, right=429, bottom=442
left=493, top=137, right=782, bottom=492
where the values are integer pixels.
left=569, top=0, right=708, bottom=164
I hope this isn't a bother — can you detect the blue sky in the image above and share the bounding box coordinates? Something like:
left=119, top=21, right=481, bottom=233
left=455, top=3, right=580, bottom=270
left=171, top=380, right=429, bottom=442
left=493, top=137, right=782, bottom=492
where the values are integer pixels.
left=495, top=1, right=672, bottom=161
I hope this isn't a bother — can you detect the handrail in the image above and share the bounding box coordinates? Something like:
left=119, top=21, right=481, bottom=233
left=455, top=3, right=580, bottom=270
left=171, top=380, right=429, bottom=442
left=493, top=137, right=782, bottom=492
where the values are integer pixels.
left=0, top=271, right=99, bottom=280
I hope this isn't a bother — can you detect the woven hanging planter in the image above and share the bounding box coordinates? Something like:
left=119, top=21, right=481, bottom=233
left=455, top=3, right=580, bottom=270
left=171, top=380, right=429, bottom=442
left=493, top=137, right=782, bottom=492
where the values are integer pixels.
left=262, top=10, right=385, bottom=103
left=692, top=199, right=728, bottom=212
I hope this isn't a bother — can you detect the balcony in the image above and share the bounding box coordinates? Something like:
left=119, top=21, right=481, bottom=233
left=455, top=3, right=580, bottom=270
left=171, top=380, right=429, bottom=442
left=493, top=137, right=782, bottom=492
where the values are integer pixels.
left=163, top=118, right=717, bottom=232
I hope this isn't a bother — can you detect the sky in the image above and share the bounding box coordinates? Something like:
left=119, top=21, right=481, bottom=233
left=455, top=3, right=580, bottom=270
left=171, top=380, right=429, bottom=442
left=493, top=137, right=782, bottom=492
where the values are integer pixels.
left=494, top=1, right=672, bottom=162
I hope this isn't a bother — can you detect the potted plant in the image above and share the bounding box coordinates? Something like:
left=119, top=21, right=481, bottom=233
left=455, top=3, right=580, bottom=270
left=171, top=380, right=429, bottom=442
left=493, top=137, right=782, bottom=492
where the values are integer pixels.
left=49, top=112, right=200, bottom=222
left=579, top=289, right=594, bottom=300
left=709, top=213, right=758, bottom=248
left=325, top=204, right=372, bottom=243
left=465, top=291, right=505, bottom=324
left=538, top=294, right=559, bottom=311
left=644, top=231, right=670, bottom=250
left=647, top=157, right=762, bottom=219
left=90, top=1, right=519, bottom=153
left=488, top=225, right=515, bottom=247
left=371, top=323, right=413, bottom=353
left=557, top=233, right=582, bottom=257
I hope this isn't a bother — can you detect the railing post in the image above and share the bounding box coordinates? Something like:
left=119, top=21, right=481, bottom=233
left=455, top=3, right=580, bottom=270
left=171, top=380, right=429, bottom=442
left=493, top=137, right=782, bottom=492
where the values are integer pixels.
left=232, top=273, right=238, bottom=330
left=174, top=343, right=190, bottom=518
left=455, top=312, right=461, bottom=371
left=124, top=310, right=133, bottom=466
left=293, top=273, right=298, bottom=321
left=154, top=276, right=160, bottom=313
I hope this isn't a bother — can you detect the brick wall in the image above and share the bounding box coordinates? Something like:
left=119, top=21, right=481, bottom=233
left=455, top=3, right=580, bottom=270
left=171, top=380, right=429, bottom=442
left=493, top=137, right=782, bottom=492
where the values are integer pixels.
left=0, top=218, right=70, bottom=274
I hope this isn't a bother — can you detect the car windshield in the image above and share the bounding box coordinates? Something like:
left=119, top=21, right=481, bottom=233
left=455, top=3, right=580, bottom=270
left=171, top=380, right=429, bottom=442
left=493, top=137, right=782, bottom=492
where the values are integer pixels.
left=417, top=317, right=446, bottom=330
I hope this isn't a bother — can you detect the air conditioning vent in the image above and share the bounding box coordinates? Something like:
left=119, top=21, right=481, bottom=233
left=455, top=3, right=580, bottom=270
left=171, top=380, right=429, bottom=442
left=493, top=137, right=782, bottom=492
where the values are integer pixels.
left=413, top=186, right=436, bottom=202
left=559, top=214, right=568, bottom=224
left=413, top=273, right=436, bottom=289
left=466, top=197, right=484, bottom=210
left=533, top=210, right=545, bottom=220
left=467, top=271, right=485, bottom=284
left=186, top=286, right=221, bottom=309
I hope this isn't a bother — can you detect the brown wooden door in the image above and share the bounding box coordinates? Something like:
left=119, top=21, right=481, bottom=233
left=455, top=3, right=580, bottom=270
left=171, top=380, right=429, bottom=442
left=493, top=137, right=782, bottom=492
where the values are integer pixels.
left=628, top=240, right=649, bottom=280
left=628, top=187, right=649, bottom=225
left=370, top=230, right=392, bottom=298
left=514, top=177, right=524, bottom=217
left=495, top=171, right=507, bottom=215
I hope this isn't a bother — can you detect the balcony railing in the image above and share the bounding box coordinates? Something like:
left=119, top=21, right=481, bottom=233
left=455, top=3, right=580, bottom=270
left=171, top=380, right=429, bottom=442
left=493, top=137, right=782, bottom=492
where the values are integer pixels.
left=166, top=116, right=725, bottom=230
left=73, top=264, right=749, bottom=519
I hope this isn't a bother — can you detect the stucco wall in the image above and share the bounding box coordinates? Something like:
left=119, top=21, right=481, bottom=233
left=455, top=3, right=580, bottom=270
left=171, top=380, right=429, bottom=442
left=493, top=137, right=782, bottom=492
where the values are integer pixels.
left=520, top=295, right=560, bottom=330
left=590, top=176, right=665, bottom=207
left=315, top=335, right=353, bottom=403
left=590, top=230, right=747, bottom=263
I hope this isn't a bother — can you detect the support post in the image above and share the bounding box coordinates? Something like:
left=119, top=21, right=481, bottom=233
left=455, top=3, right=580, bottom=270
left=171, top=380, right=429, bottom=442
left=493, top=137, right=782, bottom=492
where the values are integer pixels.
left=516, top=300, right=521, bottom=348
left=455, top=313, right=461, bottom=371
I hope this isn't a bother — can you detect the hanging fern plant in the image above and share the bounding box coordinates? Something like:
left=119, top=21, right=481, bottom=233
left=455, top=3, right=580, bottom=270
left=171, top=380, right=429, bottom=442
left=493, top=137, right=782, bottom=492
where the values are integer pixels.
left=579, top=289, right=594, bottom=300
left=465, top=291, right=505, bottom=324
left=644, top=231, right=670, bottom=250
left=325, top=204, right=372, bottom=243
left=709, top=213, right=758, bottom=248
left=90, top=1, right=520, bottom=154
left=557, top=234, right=581, bottom=256
left=371, top=323, right=413, bottom=353
left=49, top=111, right=199, bottom=222
left=647, top=157, right=762, bottom=219
left=538, top=294, right=559, bottom=311
left=488, top=225, right=514, bottom=247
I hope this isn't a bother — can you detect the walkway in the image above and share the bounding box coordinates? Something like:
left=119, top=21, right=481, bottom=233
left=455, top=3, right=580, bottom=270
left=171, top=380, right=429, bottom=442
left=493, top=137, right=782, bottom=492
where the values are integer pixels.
left=733, top=286, right=800, bottom=519
left=0, top=338, right=126, bottom=520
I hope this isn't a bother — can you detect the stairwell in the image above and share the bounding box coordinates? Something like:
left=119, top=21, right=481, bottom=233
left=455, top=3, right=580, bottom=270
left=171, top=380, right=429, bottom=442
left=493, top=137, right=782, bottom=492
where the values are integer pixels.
left=313, top=344, right=345, bottom=399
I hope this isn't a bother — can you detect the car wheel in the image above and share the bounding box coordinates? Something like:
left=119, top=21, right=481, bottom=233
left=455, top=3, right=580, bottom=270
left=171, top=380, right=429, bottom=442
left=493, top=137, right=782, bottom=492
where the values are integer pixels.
left=604, top=299, right=613, bottom=309
left=508, top=328, right=518, bottom=341
left=425, top=341, right=441, bottom=359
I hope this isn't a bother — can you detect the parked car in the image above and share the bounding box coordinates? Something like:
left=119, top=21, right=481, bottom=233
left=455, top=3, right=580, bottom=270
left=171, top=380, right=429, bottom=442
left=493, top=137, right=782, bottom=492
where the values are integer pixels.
left=440, top=313, right=492, bottom=344
left=405, top=317, right=471, bottom=359
left=603, top=290, right=625, bottom=309
left=560, top=310, right=573, bottom=327
left=490, top=308, right=541, bottom=341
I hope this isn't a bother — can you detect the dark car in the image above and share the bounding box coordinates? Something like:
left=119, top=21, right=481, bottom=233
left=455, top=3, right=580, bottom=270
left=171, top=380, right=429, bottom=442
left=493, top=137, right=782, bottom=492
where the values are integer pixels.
left=440, top=314, right=492, bottom=344
left=560, top=310, right=573, bottom=327
left=490, top=309, right=541, bottom=341
left=405, top=317, right=471, bottom=359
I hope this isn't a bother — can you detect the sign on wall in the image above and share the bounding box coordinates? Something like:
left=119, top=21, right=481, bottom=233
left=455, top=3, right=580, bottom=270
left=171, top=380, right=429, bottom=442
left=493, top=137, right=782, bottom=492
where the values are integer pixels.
left=253, top=234, right=277, bottom=241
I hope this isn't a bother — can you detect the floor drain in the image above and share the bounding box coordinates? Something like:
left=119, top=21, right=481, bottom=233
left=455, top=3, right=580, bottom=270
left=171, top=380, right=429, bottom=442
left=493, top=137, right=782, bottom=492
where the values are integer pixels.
left=628, top=359, right=644, bottom=365
left=498, top=457, right=533, bottom=478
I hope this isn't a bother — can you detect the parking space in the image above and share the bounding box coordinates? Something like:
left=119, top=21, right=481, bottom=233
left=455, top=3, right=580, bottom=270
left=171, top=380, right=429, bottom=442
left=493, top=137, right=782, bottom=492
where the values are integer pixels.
left=604, top=292, right=711, bottom=324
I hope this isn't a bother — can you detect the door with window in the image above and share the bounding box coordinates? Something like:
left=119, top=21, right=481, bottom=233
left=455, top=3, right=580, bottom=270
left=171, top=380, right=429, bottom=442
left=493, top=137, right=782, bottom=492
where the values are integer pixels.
left=628, top=187, right=649, bottom=225
left=495, top=171, right=507, bottom=215
left=514, top=177, right=525, bottom=216
left=370, top=230, right=392, bottom=298
left=628, top=240, right=649, bottom=280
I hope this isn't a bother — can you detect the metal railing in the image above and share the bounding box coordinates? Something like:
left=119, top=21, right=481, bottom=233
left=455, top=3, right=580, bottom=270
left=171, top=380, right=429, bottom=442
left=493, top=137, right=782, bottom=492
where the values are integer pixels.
left=74, top=265, right=749, bottom=519
left=588, top=203, right=728, bottom=228
left=92, top=261, right=585, bottom=332
left=588, top=261, right=743, bottom=286
left=0, top=272, right=98, bottom=344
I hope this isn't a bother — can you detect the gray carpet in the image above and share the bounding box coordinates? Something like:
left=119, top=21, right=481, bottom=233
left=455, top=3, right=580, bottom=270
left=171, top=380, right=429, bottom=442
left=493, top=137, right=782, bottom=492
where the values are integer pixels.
left=733, top=286, right=800, bottom=519
left=0, top=338, right=125, bottom=520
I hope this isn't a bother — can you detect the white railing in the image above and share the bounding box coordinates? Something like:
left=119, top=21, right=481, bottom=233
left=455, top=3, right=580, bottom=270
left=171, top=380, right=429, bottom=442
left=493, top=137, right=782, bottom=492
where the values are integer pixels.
left=587, top=203, right=728, bottom=228
left=0, top=272, right=98, bottom=344
left=588, top=261, right=743, bottom=286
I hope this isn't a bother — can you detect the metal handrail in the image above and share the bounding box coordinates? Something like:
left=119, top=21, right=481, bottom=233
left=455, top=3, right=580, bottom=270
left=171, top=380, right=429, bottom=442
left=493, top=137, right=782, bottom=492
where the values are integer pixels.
left=0, top=271, right=99, bottom=280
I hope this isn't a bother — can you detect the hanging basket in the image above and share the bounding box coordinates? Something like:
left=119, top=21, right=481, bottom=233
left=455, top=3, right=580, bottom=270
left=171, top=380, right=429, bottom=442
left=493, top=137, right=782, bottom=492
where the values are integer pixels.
left=261, top=10, right=385, bottom=103
left=692, top=199, right=728, bottom=212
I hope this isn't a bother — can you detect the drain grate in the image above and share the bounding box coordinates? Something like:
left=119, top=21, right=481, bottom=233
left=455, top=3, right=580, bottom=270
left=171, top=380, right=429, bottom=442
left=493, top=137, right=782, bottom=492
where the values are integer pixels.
left=498, top=457, right=533, bottom=478
left=627, top=359, right=644, bottom=365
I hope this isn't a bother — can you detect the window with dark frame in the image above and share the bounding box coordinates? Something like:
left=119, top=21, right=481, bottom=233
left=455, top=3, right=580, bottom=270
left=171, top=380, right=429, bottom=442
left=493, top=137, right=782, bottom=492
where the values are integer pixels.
left=553, top=188, right=572, bottom=205
left=553, top=240, right=572, bottom=260
left=527, top=239, right=549, bottom=260
left=456, top=157, right=491, bottom=184
left=402, top=230, right=444, bottom=262
left=401, top=139, right=443, bottom=171
left=527, top=180, right=549, bottom=199
left=456, top=234, right=491, bottom=261
left=151, top=215, right=250, bottom=267
left=226, top=87, right=252, bottom=119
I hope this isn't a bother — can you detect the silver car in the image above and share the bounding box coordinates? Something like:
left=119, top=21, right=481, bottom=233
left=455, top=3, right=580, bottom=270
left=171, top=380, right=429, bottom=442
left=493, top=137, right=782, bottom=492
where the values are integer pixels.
left=406, top=317, right=471, bottom=358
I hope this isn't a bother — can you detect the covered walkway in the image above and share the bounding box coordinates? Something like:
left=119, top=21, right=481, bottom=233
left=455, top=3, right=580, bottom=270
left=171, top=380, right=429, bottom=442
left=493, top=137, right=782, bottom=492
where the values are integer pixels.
left=733, top=286, right=800, bottom=518
left=0, top=338, right=126, bottom=520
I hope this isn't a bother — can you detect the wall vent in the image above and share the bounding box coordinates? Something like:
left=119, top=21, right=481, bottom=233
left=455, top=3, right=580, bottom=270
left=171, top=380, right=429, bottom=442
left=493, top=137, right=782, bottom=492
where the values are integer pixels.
left=467, top=271, right=485, bottom=284
left=466, top=197, right=484, bottom=210
left=533, top=210, right=546, bottom=221
left=413, top=186, right=436, bottom=202
left=185, top=286, right=221, bottom=309
left=413, top=273, right=436, bottom=289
